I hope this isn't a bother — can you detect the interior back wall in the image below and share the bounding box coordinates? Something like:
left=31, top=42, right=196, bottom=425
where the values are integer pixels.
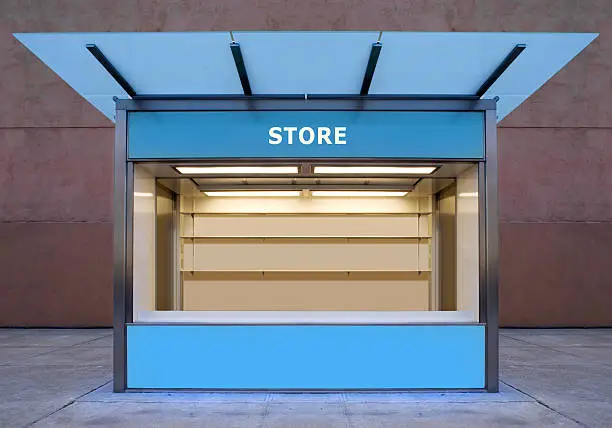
left=0, top=0, right=610, bottom=326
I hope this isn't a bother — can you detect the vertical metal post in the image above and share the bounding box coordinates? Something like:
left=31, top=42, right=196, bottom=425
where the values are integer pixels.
left=484, top=109, right=500, bottom=392
left=113, top=109, right=128, bottom=392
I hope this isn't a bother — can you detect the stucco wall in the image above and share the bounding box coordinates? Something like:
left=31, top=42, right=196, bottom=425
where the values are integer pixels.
left=0, top=0, right=610, bottom=326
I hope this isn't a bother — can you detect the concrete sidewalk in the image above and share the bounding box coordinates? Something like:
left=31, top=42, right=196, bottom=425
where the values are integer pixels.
left=0, top=328, right=611, bottom=427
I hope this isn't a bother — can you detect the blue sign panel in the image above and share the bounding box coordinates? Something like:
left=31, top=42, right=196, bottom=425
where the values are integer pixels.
left=127, top=325, right=485, bottom=389
left=127, top=111, right=484, bottom=159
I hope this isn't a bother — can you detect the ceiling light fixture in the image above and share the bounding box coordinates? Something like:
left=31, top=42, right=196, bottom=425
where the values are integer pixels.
left=176, top=166, right=298, bottom=175
left=313, top=166, right=436, bottom=175
left=311, top=191, right=408, bottom=197
left=204, top=191, right=302, bottom=197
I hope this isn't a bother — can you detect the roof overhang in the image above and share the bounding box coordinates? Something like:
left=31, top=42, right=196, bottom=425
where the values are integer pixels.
left=14, top=31, right=597, bottom=122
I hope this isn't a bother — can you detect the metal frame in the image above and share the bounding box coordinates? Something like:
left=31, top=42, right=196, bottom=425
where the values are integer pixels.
left=118, top=96, right=492, bottom=112
left=113, top=109, right=127, bottom=392
left=484, top=109, right=499, bottom=392
left=113, top=96, right=498, bottom=392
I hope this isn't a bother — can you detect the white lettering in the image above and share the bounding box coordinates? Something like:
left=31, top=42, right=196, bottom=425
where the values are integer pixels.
left=283, top=127, right=298, bottom=145
left=299, top=127, right=315, bottom=145
left=268, top=127, right=282, bottom=144
left=317, top=127, right=332, bottom=144
left=269, top=127, right=347, bottom=145
left=334, top=127, right=347, bottom=145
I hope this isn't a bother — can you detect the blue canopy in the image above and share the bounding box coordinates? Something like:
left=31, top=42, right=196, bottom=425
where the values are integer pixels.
left=14, top=31, right=596, bottom=122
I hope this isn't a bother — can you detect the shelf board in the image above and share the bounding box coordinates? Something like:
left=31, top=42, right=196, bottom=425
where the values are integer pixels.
left=180, top=236, right=432, bottom=239
left=181, top=269, right=432, bottom=273
left=179, top=212, right=433, bottom=216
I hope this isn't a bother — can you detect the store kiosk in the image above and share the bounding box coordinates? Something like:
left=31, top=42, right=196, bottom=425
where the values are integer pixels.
left=14, top=31, right=597, bottom=392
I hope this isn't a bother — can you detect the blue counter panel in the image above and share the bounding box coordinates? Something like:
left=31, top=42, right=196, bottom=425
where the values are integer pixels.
left=126, top=325, right=485, bottom=390
left=127, top=111, right=484, bottom=160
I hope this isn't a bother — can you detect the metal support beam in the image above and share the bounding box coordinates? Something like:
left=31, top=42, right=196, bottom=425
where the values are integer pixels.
left=475, top=44, right=526, bottom=98
left=86, top=44, right=136, bottom=98
left=131, top=94, right=481, bottom=101
left=230, top=42, right=252, bottom=96
left=360, top=41, right=383, bottom=95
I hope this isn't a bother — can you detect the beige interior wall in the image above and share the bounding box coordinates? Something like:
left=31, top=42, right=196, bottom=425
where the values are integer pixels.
left=183, top=272, right=430, bottom=311
left=456, top=166, right=480, bottom=321
left=183, top=239, right=430, bottom=272
left=185, top=195, right=431, bottom=214
left=155, top=184, right=175, bottom=310
left=181, top=215, right=430, bottom=238
left=180, top=195, right=432, bottom=311
left=132, top=166, right=156, bottom=319
left=437, top=185, right=457, bottom=311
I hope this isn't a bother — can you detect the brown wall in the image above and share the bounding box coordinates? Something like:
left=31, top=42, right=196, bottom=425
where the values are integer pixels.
left=0, top=0, right=610, bottom=326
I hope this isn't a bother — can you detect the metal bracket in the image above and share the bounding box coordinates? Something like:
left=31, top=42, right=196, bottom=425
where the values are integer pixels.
left=86, top=44, right=136, bottom=98
left=230, top=41, right=253, bottom=96
left=360, top=39, right=383, bottom=95
left=475, top=44, right=526, bottom=97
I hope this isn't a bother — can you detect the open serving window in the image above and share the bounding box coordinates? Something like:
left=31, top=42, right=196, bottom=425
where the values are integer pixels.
left=135, top=161, right=481, bottom=324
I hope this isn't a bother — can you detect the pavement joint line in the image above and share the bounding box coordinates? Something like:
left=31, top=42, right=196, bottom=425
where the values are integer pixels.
left=500, top=380, right=590, bottom=428
left=25, top=400, right=78, bottom=427
left=499, top=335, right=548, bottom=347
left=547, top=347, right=612, bottom=367
left=257, top=396, right=271, bottom=428
left=0, top=346, right=63, bottom=366
left=24, top=378, right=114, bottom=426
left=499, top=334, right=590, bottom=356
left=70, top=335, right=113, bottom=347
left=502, top=331, right=612, bottom=356
left=498, top=381, right=537, bottom=402
left=499, top=335, right=538, bottom=346
left=341, top=399, right=355, bottom=428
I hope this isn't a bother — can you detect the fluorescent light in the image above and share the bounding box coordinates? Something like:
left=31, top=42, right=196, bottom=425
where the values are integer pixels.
left=311, top=191, right=408, bottom=197
left=204, top=191, right=301, bottom=197
left=459, top=192, right=479, bottom=197
left=134, top=192, right=154, bottom=197
left=314, top=166, right=436, bottom=175
left=176, top=166, right=298, bottom=175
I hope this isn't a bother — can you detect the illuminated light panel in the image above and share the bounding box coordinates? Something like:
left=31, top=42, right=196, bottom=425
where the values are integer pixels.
left=311, top=191, right=408, bottom=197
left=176, top=166, right=298, bottom=175
left=459, top=192, right=479, bottom=197
left=313, top=166, right=436, bottom=175
left=204, top=191, right=302, bottom=197
left=134, top=192, right=154, bottom=197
